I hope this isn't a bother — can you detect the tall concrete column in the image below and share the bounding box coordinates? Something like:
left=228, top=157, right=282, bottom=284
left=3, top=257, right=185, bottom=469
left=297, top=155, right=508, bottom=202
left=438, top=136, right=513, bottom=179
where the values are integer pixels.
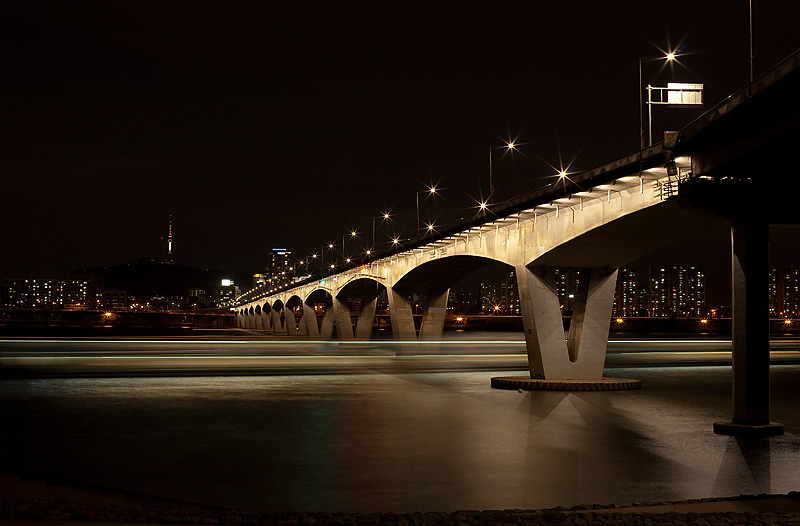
left=516, top=265, right=617, bottom=380
left=516, top=266, right=564, bottom=378
left=333, top=297, right=355, bottom=340
left=284, top=306, right=298, bottom=336
left=387, top=288, right=417, bottom=340
left=419, top=289, right=449, bottom=340
left=567, top=268, right=619, bottom=369
left=355, top=297, right=378, bottom=340
left=319, top=308, right=335, bottom=339
left=269, top=309, right=282, bottom=334
left=302, top=303, right=320, bottom=337
left=236, top=313, right=244, bottom=329
left=714, top=222, right=783, bottom=436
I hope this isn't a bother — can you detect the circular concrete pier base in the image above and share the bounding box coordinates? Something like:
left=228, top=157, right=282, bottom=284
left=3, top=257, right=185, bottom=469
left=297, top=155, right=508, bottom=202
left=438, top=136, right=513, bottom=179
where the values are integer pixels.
left=491, top=376, right=642, bottom=391
left=712, top=421, right=784, bottom=437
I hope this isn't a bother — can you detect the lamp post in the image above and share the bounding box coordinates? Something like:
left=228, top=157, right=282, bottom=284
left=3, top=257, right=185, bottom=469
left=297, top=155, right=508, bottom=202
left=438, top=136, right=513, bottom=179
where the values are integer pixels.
left=639, top=53, right=674, bottom=149
left=416, top=186, right=437, bottom=238
left=343, top=231, right=357, bottom=263
left=372, top=213, right=390, bottom=249
left=488, top=141, right=516, bottom=203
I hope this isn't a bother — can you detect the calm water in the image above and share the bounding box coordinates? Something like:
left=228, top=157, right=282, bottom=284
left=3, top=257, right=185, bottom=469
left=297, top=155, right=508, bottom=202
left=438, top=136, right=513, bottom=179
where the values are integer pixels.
left=1, top=364, right=799, bottom=513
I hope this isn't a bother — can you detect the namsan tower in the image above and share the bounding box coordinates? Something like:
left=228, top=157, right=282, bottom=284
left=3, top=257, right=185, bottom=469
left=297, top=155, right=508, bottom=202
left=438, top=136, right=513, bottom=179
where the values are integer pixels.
left=166, top=215, right=174, bottom=264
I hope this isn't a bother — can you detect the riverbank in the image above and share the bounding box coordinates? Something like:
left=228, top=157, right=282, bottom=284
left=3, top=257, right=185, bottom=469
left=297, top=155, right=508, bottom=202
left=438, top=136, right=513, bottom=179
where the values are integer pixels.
left=2, top=492, right=798, bottom=525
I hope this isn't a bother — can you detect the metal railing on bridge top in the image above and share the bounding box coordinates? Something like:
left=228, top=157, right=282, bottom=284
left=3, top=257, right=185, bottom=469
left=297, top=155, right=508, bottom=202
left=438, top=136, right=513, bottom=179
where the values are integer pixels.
left=235, top=143, right=676, bottom=307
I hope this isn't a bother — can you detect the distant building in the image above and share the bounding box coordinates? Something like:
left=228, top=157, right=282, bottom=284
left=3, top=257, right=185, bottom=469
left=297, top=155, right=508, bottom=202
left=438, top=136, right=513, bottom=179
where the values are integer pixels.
left=447, top=291, right=480, bottom=315
left=636, top=285, right=651, bottom=317
left=253, top=274, right=267, bottom=288
left=480, top=281, right=501, bottom=314
left=502, top=269, right=519, bottom=315
left=649, top=265, right=705, bottom=318
left=267, top=248, right=291, bottom=286
left=770, top=267, right=800, bottom=318
left=218, top=279, right=241, bottom=308
left=2, top=277, right=101, bottom=310
left=554, top=269, right=581, bottom=313
left=613, top=269, right=637, bottom=317
left=103, top=290, right=128, bottom=311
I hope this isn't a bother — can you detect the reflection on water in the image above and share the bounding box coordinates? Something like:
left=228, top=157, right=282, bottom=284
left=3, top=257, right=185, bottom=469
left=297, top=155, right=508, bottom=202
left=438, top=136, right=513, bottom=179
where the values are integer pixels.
left=1, top=367, right=798, bottom=512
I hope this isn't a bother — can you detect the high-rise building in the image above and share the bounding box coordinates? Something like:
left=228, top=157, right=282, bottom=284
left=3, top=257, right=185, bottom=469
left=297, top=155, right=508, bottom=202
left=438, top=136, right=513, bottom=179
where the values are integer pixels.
left=218, top=279, right=241, bottom=308
left=770, top=267, right=800, bottom=318
left=502, top=269, right=519, bottom=315
left=554, top=269, right=581, bottom=313
left=613, top=269, right=637, bottom=317
left=480, top=281, right=501, bottom=314
left=649, top=265, right=705, bottom=318
left=267, top=248, right=291, bottom=286
left=636, top=285, right=651, bottom=317
left=103, top=290, right=128, bottom=311
left=2, top=277, right=101, bottom=309
left=447, top=291, right=480, bottom=315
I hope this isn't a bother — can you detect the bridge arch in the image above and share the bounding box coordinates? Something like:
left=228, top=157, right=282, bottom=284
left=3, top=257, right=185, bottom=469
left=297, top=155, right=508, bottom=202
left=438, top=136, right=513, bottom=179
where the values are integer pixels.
left=393, top=254, right=510, bottom=292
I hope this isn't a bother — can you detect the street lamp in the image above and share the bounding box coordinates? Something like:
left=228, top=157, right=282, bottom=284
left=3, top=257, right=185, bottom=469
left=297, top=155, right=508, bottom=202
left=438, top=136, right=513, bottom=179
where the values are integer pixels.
left=639, top=53, right=675, bottom=149
left=416, top=186, right=438, bottom=237
left=488, top=141, right=516, bottom=203
left=372, top=212, right=390, bottom=249
left=342, top=230, right=358, bottom=261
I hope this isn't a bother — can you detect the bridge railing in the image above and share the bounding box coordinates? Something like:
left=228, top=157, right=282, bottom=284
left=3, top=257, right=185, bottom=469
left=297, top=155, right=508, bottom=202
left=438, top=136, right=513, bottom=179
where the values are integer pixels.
left=235, top=145, right=676, bottom=307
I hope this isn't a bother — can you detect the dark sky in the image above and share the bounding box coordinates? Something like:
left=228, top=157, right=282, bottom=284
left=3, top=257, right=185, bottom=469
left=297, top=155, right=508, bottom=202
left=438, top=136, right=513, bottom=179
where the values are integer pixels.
left=2, top=1, right=798, bottom=303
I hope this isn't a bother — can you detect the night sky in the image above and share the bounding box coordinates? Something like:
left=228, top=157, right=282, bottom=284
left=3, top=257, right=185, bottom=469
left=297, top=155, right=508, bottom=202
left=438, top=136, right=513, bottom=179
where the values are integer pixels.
left=2, top=1, right=798, bottom=304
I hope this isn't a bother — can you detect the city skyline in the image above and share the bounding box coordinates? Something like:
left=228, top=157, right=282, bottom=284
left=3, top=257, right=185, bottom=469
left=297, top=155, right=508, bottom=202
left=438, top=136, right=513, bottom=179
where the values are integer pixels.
left=2, top=1, right=799, bottom=283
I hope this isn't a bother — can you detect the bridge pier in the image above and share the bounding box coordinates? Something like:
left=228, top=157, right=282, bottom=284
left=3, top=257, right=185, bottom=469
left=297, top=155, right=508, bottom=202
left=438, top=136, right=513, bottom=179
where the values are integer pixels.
left=714, top=222, right=783, bottom=436
left=419, top=289, right=449, bottom=340
left=355, top=297, right=378, bottom=339
left=319, top=308, right=335, bottom=339
left=387, top=289, right=416, bottom=340
left=302, top=303, right=320, bottom=337
left=516, top=265, right=619, bottom=381
left=332, top=297, right=355, bottom=340
left=269, top=308, right=282, bottom=334
left=283, top=306, right=298, bottom=335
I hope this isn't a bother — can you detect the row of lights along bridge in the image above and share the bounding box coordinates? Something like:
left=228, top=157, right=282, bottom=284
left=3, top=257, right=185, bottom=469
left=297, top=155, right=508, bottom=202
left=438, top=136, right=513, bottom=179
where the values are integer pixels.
left=256, top=50, right=694, bottom=295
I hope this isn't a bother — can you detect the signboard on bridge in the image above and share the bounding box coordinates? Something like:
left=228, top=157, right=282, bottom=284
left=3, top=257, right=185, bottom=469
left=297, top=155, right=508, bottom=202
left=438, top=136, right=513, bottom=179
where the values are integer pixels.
left=667, top=83, right=704, bottom=107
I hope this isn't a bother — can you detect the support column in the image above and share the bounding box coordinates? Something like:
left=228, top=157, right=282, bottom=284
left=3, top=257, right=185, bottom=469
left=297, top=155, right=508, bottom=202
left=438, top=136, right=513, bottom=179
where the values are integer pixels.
left=387, top=287, right=417, bottom=340
left=284, top=306, right=298, bottom=335
left=303, top=303, right=320, bottom=337
left=714, top=222, right=783, bottom=436
left=567, top=268, right=619, bottom=370
left=516, top=265, right=617, bottom=380
left=333, top=297, right=354, bottom=340
left=355, top=297, right=378, bottom=340
left=269, top=309, right=282, bottom=334
left=236, top=313, right=244, bottom=328
left=419, top=289, right=449, bottom=340
left=319, top=308, right=335, bottom=339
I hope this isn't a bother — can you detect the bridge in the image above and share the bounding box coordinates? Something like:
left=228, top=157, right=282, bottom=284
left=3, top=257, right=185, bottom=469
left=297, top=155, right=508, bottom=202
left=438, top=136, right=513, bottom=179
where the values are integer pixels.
left=235, top=52, right=800, bottom=436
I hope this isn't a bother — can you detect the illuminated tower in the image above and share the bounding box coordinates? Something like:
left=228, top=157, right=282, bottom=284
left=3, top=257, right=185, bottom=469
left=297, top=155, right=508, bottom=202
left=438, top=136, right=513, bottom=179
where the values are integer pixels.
left=166, top=215, right=174, bottom=264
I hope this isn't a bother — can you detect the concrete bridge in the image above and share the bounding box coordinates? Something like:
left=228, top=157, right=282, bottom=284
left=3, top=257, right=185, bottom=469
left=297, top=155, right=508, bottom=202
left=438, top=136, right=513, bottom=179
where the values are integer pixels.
left=235, top=52, right=799, bottom=435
